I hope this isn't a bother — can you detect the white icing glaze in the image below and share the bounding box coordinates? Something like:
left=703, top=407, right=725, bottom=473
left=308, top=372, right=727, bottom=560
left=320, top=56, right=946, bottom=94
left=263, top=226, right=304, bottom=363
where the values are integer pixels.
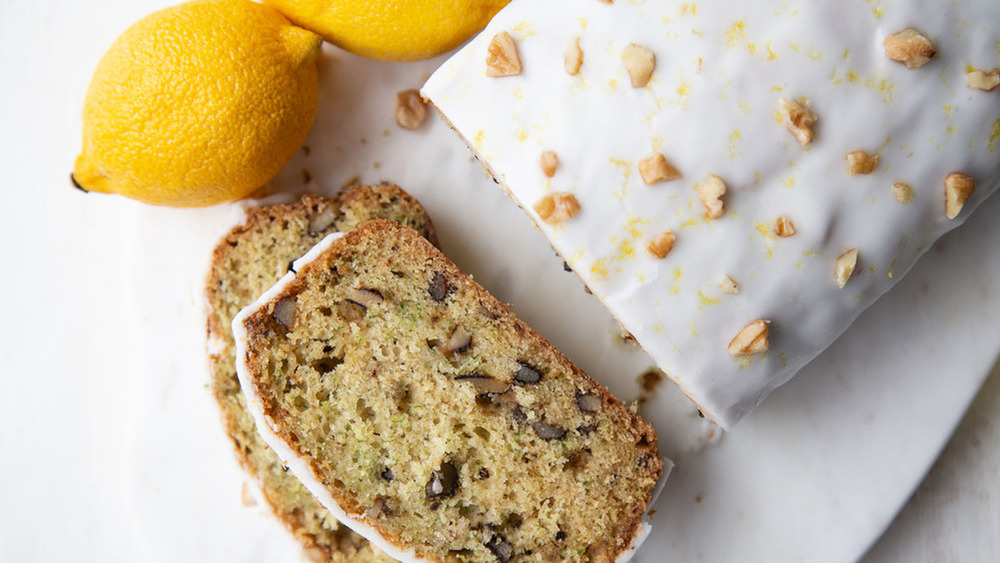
left=233, top=232, right=657, bottom=562
left=422, top=0, right=1000, bottom=428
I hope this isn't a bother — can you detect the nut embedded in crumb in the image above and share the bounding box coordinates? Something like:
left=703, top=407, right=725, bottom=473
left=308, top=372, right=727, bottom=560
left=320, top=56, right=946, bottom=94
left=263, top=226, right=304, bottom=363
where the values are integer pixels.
left=565, top=37, right=583, bottom=76
left=307, top=205, right=336, bottom=234
left=693, top=174, right=726, bottom=219
left=967, top=68, right=1000, bottom=92
left=719, top=275, right=739, bottom=295
left=623, top=43, right=656, bottom=87
left=845, top=150, right=879, bottom=175
left=893, top=182, right=915, bottom=203
left=394, top=89, right=428, bottom=130
left=728, top=319, right=769, bottom=356
left=540, top=151, right=559, bottom=177
left=779, top=98, right=817, bottom=146
left=533, top=193, right=580, bottom=224
left=638, top=153, right=682, bottom=185
left=773, top=215, right=796, bottom=237
left=485, top=31, right=522, bottom=77
left=945, top=172, right=975, bottom=219
left=884, top=28, right=936, bottom=69
left=835, top=248, right=859, bottom=289
left=646, top=231, right=675, bottom=259
left=439, top=324, right=472, bottom=358
left=273, top=296, right=296, bottom=328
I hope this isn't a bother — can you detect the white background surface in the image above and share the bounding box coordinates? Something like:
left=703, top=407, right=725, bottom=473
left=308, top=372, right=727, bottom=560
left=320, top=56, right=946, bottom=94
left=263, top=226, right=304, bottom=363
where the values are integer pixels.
left=1, top=1, right=998, bottom=561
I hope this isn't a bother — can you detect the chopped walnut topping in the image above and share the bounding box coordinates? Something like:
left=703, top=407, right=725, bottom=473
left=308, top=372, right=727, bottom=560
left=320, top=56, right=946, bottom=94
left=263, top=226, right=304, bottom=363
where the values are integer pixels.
left=638, top=153, right=682, bottom=185
left=485, top=31, right=522, bottom=77
left=719, top=275, right=739, bottom=295
left=623, top=43, right=656, bottom=87
left=845, top=150, right=879, bottom=175
left=893, top=182, right=915, bottom=203
left=945, top=172, right=975, bottom=219
left=727, top=320, right=769, bottom=356
left=835, top=248, right=859, bottom=289
left=967, top=68, right=1000, bottom=92
left=646, top=231, right=675, bottom=259
left=693, top=174, right=726, bottom=219
left=779, top=98, right=817, bottom=146
left=773, top=215, right=796, bottom=237
left=565, top=37, right=583, bottom=76
left=533, top=193, right=580, bottom=224
left=884, top=28, right=936, bottom=69
left=394, top=89, right=428, bottom=130
left=540, top=151, right=559, bottom=178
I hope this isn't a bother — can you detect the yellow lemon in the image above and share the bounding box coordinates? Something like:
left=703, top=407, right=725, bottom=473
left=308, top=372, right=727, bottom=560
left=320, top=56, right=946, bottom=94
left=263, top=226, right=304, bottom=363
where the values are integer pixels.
left=263, top=0, right=509, bottom=61
left=73, top=0, right=322, bottom=207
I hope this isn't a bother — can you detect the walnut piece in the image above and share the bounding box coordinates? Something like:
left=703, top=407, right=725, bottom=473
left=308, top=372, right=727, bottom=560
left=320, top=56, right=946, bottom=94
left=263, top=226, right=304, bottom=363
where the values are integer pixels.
left=835, top=248, right=858, bottom=289
left=884, top=28, right=936, bottom=69
left=485, top=31, right=522, bottom=77
left=533, top=193, right=580, bottom=224
left=394, top=89, right=428, bottom=130
left=540, top=151, right=559, bottom=178
left=565, top=37, right=583, bottom=76
left=967, top=68, right=1000, bottom=92
left=892, top=182, right=915, bottom=203
left=694, top=174, right=726, bottom=219
left=638, top=153, right=682, bottom=185
left=646, top=230, right=675, bottom=259
left=945, top=172, right=975, bottom=219
left=623, top=43, right=655, bottom=87
left=307, top=205, right=336, bottom=234
left=273, top=297, right=297, bottom=328
left=439, top=325, right=472, bottom=358
left=727, top=320, right=769, bottom=356
left=779, top=98, right=817, bottom=146
left=719, top=275, right=739, bottom=295
left=773, top=215, right=796, bottom=238
left=845, top=150, right=879, bottom=175
left=240, top=483, right=257, bottom=507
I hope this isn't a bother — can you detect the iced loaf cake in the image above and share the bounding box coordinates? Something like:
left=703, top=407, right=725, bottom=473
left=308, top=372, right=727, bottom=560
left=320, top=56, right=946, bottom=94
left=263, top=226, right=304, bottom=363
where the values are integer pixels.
left=206, top=185, right=437, bottom=561
left=422, top=0, right=1000, bottom=427
left=234, top=220, right=665, bottom=562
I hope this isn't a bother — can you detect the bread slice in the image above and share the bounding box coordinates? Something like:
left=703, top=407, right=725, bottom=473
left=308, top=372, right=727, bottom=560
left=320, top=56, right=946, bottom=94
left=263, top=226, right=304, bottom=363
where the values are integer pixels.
left=206, top=185, right=437, bottom=562
left=234, top=219, right=664, bottom=562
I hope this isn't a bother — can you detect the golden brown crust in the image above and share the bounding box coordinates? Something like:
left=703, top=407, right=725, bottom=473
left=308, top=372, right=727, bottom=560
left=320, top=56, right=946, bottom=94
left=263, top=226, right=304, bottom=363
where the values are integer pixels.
left=206, top=185, right=436, bottom=562
left=240, top=219, right=662, bottom=563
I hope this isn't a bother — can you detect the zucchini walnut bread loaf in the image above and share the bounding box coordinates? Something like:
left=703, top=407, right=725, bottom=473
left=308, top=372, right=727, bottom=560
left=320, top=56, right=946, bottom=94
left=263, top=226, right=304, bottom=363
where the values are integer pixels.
left=234, top=219, right=665, bottom=562
left=422, top=0, right=1000, bottom=427
left=206, top=185, right=437, bottom=562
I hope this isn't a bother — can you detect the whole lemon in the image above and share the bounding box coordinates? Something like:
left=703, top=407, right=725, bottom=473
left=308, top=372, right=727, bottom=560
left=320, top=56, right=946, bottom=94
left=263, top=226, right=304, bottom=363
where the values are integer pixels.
left=263, top=0, right=509, bottom=61
left=73, top=0, right=323, bottom=207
